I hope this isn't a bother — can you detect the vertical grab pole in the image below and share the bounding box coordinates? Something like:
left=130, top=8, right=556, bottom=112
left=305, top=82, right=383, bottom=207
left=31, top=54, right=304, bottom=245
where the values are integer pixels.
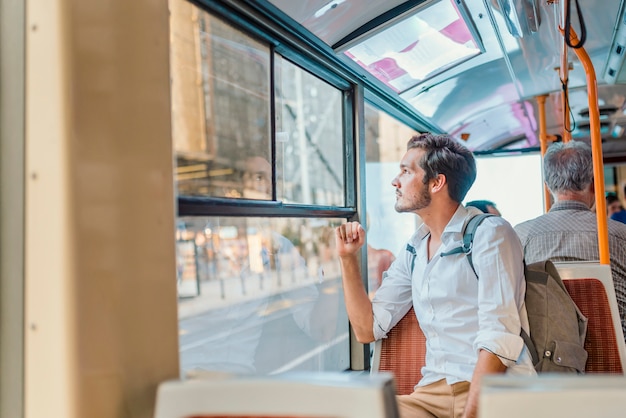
left=559, top=0, right=572, bottom=142
left=536, top=94, right=552, bottom=212
left=563, top=27, right=610, bottom=264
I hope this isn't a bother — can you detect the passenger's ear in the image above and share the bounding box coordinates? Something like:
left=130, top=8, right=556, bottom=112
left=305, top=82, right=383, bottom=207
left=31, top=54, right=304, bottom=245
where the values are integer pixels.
left=588, top=182, right=596, bottom=207
left=431, top=173, right=446, bottom=193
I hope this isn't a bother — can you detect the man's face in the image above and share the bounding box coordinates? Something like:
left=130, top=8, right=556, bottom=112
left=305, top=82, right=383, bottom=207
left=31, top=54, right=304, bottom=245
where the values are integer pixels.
left=486, top=205, right=501, bottom=216
left=607, top=200, right=623, bottom=217
left=391, top=148, right=432, bottom=213
left=243, top=156, right=272, bottom=199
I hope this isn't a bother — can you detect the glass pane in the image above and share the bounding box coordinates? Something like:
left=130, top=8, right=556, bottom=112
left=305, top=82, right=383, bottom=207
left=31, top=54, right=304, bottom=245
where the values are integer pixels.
left=364, top=103, right=419, bottom=296
left=177, top=216, right=349, bottom=375
left=344, top=0, right=482, bottom=93
left=170, top=4, right=272, bottom=199
left=275, top=55, right=345, bottom=206
left=464, top=154, right=544, bottom=227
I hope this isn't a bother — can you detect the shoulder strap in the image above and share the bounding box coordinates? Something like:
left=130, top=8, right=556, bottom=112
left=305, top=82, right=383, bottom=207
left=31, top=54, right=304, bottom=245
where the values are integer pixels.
left=406, top=244, right=416, bottom=275
left=440, top=213, right=493, bottom=277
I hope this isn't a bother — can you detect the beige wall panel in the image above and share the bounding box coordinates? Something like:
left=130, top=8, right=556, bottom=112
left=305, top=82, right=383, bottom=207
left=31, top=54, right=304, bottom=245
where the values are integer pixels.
left=26, top=0, right=179, bottom=417
left=70, top=0, right=180, bottom=417
left=25, top=0, right=77, bottom=417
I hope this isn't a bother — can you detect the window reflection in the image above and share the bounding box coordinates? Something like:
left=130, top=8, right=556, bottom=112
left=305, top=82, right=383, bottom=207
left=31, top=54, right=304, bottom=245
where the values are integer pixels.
left=170, top=4, right=347, bottom=205
left=171, top=4, right=272, bottom=199
left=242, top=156, right=273, bottom=199
left=171, top=2, right=351, bottom=377
left=275, top=56, right=345, bottom=205
left=176, top=216, right=349, bottom=375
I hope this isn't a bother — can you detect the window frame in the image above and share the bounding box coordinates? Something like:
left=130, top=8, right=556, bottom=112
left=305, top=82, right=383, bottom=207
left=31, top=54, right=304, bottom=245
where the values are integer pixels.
left=179, top=0, right=358, bottom=219
left=177, top=0, right=435, bottom=371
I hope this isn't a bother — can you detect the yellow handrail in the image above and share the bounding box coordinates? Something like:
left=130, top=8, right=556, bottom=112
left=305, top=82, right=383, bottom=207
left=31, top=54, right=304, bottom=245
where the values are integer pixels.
left=561, top=27, right=610, bottom=265
left=536, top=94, right=552, bottom=212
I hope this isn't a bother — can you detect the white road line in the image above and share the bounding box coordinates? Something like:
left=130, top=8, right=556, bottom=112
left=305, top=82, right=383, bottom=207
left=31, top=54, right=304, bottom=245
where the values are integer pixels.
left=179, top=309, right=293, bottom=352
left=269, top=334, right=348, bottom=375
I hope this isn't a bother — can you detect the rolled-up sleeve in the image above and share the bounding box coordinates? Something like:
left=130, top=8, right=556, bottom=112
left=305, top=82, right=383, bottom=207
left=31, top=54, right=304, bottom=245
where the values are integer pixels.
left=371, top=250, right=414, bottom=341
left=471, top=218, right=527, bottom=367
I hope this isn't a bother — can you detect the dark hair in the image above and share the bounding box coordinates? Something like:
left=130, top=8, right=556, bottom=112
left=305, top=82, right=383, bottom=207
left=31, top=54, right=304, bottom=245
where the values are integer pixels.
left=466, top=200, right=497, bottom=214
left=607, top=193, right=620, bottom=205
left=406, top=133, right=476, bottom=203
left=543, top=141, right=593, bottom=194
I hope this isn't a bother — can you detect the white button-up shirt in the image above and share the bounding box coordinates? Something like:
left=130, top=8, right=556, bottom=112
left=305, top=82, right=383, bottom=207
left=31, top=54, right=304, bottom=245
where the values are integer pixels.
left=372, top=205, right=536, bottom=386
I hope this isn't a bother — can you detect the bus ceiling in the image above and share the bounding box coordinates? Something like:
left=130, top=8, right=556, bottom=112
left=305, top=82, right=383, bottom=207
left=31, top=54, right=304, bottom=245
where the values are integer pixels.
left=260, top=0, right=626, bottom=161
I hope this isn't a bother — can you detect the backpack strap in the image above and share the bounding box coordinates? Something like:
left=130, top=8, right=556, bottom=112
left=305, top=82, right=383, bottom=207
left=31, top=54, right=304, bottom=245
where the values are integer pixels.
left=406, top=243, right=417, bottom=275
left=440, top=213, right=493, bottom=277
left=516, top=265, right=540, bottom=364
left=520, top=326, right=539, bottom=365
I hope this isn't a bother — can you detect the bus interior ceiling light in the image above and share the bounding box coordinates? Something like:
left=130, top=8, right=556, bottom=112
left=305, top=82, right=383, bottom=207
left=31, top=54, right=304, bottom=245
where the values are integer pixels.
left=314, top=0, right=347, bottom=18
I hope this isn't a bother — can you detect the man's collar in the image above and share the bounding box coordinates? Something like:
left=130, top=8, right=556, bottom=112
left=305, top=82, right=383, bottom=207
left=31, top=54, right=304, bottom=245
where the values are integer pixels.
left=549, top=200, right=592, bottom=212
left=412, top=204, right=472, bottom=242
left=445, top=204, right=474, bottom=234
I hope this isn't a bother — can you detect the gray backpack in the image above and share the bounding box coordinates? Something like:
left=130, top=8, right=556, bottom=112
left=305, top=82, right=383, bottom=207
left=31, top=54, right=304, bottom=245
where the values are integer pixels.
left=417, top=213, right=589, bottom=373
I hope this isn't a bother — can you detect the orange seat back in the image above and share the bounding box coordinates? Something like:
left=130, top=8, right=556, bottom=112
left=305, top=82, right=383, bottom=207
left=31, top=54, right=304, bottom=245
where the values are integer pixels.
left=564, top=278, right=623, bottom=373
left=377, top=307, right=426, bottom=395
left=376, top=276, right=623, bottom=394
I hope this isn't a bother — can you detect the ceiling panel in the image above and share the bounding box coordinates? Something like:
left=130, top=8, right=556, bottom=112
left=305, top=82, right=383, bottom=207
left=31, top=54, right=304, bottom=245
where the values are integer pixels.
left=267, top=0, right=409, bottom=46
left=266, top=0, right=626, bottom=158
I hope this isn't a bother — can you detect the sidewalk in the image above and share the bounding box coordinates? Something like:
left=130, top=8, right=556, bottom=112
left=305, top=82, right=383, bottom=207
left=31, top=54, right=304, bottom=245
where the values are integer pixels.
left=177, top=267, right=323, bottom=320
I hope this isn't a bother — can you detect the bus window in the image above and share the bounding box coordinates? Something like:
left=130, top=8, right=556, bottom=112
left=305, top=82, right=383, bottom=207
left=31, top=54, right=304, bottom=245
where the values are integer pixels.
left=176, top=216, right=349, bottom=376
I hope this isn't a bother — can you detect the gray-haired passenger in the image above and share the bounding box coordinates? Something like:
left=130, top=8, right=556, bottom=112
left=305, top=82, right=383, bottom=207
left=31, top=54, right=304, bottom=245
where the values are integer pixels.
left=515, top=140, right=626, bottom=341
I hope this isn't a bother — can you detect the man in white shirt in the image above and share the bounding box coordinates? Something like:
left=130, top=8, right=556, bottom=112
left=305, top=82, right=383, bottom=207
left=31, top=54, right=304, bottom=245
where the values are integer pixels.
left=335, top=133, right=535, bottom=418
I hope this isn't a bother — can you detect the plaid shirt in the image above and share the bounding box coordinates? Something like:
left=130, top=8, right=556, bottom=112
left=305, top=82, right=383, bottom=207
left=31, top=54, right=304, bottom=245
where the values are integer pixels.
left=515, top=200, right=626, bottom=340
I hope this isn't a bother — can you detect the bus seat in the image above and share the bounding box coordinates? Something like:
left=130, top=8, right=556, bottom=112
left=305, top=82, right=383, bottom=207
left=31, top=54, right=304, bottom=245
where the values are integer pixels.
left=154, top=371, right=399, bottom=418
left=371, top=307, right=426, bottom=395
left=480, top=375, right=626, bottom=418
left=370, top=261, right=626, bottom=393
left=555, top=262, right=626, bottom=373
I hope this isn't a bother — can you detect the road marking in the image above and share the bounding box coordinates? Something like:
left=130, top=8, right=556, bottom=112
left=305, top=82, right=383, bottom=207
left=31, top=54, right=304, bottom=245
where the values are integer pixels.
left=269, top=334, right=348, bottom=375
left=179, top=309, right=293, bottom=352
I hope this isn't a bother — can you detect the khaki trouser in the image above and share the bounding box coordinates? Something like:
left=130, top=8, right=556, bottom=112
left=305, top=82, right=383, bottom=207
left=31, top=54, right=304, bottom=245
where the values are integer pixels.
left=396, top=379, right=470, bottom=418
